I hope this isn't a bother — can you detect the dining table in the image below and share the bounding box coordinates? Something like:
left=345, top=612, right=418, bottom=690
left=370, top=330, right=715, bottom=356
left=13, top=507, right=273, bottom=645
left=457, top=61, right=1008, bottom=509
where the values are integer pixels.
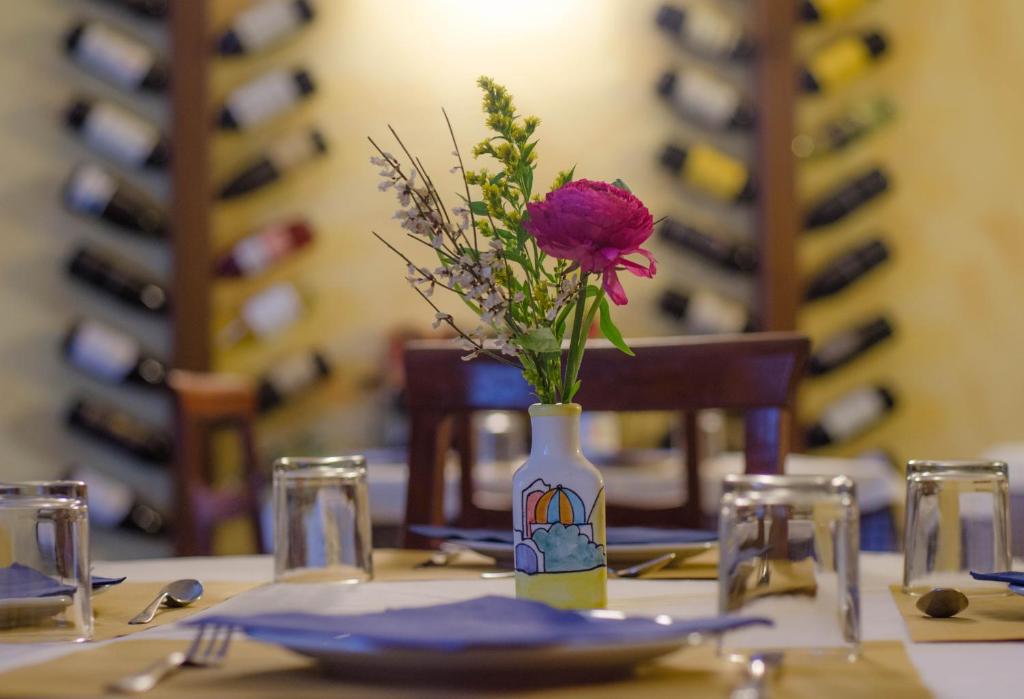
left=0, top=550, right=1017, bottom=698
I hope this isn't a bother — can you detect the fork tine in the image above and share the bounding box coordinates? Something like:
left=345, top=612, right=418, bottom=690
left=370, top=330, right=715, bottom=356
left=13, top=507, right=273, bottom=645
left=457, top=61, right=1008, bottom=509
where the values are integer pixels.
left=184, top=624, right=208, bottom=662
left=213, top=626, right=234, bottom=661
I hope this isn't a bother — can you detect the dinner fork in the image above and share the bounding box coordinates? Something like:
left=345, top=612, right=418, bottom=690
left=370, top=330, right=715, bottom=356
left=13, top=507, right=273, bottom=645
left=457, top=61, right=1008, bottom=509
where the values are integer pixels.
left=108, top=623, right=234, bottom=694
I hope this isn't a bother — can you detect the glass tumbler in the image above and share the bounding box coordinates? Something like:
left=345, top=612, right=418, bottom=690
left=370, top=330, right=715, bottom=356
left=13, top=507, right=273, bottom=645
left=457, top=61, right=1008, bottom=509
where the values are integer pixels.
left=273, top=456, right=373, bottom=583
left=718, top=475, right=860, bottom=661
left=903, top=460, right=1010, bottom=595
left=0, top=481, right=92, bottom=642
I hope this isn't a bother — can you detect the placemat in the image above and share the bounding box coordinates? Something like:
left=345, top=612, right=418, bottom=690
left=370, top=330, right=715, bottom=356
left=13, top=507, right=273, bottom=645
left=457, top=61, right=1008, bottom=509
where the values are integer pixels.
left=372, top=549, right=719, bottom=581
left=91, top=581, right=262, bottom=641
left=889, top=585, right=1024, bottom=642
left=0, top=639, right=929, bottom=698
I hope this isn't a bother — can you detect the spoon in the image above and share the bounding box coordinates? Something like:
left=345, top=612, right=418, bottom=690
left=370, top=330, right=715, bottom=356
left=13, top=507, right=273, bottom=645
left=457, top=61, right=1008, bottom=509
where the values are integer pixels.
left=481, top=552, right=677, bottom=580
left=129, top=579, right=204, bottom=625
left=916, top=587, right=969, bottom=618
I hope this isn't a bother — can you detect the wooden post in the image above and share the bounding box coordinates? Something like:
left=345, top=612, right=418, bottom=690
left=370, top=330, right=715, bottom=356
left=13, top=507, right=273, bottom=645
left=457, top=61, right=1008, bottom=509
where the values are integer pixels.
left=169, top=2, right=211, bottom=371
left=752, top=0, right=799, bottom=332
left=169, top=3, right=212, bottom=554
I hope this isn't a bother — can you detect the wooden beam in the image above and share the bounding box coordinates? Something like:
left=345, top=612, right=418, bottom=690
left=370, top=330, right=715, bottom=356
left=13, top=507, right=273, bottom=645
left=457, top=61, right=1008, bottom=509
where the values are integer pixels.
left=752, top=0, right=799, bottom=332
left=169, top=1, right=211, bottom=370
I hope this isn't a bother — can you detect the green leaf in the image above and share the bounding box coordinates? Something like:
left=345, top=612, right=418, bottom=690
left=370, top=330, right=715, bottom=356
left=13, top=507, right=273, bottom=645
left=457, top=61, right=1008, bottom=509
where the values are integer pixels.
left=598, top=298, right=634, bottom=356
left=489, top=172, right=506, bottom=184
left=566, top=379, right=582, bottom=402
left=611, top=178, right=632, bottom=192
left=470, top=201, right=489, bottom=215
left=516, top=327, right=560, bottom=353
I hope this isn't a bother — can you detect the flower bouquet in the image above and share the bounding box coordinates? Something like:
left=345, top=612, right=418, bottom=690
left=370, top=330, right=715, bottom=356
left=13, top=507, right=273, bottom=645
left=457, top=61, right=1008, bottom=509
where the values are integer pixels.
left=371, top=78, right=657, bottom=608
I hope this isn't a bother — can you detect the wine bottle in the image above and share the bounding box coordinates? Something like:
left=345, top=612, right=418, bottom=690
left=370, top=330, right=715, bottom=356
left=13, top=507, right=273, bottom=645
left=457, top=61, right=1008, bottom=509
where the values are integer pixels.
left=805, top=385, right=896, bottom=448
left=67, top=246, right=169, bottom=315
left=65, top=97, right=169, bottom=169
left=218, top=128, right=328, bottom=200
left=66, top=397, right=172, bottom=463
left=257, top=349, right=332, bottom=412
left=655, top=3, right=754, bottom=60
left=808, top=316, right=894, bottom=376
left=220, top=281, right=307, bottom=346
left=65, top=464, right=166, bottom=536
left=62, top=319, right=167, bottom=389
left=659, top=289, right=752, bottom=334
left=217, top=68, right=316, bottom=131
left=658, top=217, right=757, bottom=273
left=800, top=0, right=870, bottom=24
left=215, top=219, right=314, bottom=278
left=94, top=0, right=169, bottom=19
left=64, top=21, right=168, bottom=92
left=792, top=97, right=895, bottom=160
left=656, top=68, right=755, bottom=130
left=63, top=163, right=168, bottom=239
left=217, top=0, right=316, bottom=56
left=659, top=143, right=755, bottom=203
left=805, top=167, right=889, bottom=229
left=801, top=30, right=888, bottom=94
left=804, top=238, right=890, bottom=302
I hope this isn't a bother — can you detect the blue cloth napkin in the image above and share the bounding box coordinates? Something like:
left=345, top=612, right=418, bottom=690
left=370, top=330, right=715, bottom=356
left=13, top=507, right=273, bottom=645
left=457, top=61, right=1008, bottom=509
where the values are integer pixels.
left=0, top=563, right=125, bottom=599
left=970, top=571, right=1024, bottom=585
left=410, top=525, right=717, bottom=546
left=188, top=596, right=768, bottom=652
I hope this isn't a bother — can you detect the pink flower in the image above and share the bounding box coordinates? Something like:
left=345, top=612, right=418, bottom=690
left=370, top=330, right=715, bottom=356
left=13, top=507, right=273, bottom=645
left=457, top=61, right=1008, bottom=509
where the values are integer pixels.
left=524, top=179, right=656, bottom=305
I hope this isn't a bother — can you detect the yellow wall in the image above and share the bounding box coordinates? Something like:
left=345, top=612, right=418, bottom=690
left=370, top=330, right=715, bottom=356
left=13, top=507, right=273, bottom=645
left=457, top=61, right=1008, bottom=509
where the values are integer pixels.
left=209, top=0, right=1024, bottom=461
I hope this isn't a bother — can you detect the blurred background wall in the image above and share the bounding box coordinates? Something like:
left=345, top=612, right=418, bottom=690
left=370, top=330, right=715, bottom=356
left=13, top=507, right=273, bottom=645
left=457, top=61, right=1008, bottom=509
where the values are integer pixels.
left=0, top=0, right=1022, bottom=553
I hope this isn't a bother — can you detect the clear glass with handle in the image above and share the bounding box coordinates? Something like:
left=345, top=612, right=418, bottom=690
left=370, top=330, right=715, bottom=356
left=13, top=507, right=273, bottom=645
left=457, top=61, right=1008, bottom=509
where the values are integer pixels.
left=903, top=460, right=1010, bottom=595
left=718, top=474, right=860, bottom=661
left=0, top=481, right=92, bottom=642
left=273, top=456, right=373, bottom=583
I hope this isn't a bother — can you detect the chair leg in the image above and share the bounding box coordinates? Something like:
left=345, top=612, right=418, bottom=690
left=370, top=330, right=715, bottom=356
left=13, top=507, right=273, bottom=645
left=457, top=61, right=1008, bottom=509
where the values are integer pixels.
left=744, top=407, right=790, bottom=474
left=173, top=413, right=206, bottom=556
left=238, top=421, right=265, bottom=553
left=403, top=411, right=452, bottom=548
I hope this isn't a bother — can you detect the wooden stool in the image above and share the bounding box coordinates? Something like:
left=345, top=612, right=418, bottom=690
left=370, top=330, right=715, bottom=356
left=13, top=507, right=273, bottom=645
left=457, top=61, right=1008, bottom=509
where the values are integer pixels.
left=169, top=370, right=264, bottom=556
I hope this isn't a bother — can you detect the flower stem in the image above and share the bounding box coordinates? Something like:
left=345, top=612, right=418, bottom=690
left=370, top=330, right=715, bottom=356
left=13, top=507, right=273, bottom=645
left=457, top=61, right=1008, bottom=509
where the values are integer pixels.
left=561, top=274, right=591, bottom=403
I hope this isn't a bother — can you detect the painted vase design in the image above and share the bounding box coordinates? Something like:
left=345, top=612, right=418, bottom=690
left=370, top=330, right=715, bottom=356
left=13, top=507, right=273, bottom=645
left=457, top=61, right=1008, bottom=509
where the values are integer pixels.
left=513, top=403, right=607, bottom=609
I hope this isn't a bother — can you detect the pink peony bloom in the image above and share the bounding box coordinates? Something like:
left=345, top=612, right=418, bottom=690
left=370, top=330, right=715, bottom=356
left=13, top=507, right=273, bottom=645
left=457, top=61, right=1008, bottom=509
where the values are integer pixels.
left=524, top=179, right=656, bottom=305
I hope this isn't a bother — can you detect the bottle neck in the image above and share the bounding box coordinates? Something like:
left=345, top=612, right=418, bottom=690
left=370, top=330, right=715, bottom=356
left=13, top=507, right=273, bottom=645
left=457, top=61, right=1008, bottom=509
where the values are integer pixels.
left=529, top=411, right=582, bottom=460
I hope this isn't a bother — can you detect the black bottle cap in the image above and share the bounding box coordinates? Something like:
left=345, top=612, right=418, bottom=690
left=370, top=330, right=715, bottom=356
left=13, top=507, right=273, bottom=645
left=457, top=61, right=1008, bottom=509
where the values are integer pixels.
left=294, top=69, right=316, bottom=96
left=313, top=352, right=332, bottom=377
left=731, top=36, right=757, bottom=61
left=658, top=290, right=690, bottom=321
left=655, top=4, right=684, bottom=35
left=736, top=179, right=757, bottom=203
left=799, top=0, right=821, bottom=22
left=257, top=381, right=282, bottom=412
left=216, top=30, right=244, bottom=56
left=147, top=139, right=171, bottom=168
left=310, top=129, right=328, bottom=154
left=877, top=385, right=897, bottom=409
left=65, top=99, right=91, bottom=130
left=656, top=70, right=677, bottom=99
left=800, top=68, right=822, bottom=94
left=859, top=238, right=891, bottom=267
left=217, top=107, right=239, bottom=130
left=732, top=245, right=759, bottom=273
left=864, top=316, right=895, bottom=343
left=64, top=22, right=85, bottom=53
left=659, top=144, right=687, bottom=175
left=863, top=31, right=888, bottom=57
left=294, top=0, right=316, bottom=21
left=805, top=424, right=830, bottom=448
left=730, top=103, right=757, bottom=130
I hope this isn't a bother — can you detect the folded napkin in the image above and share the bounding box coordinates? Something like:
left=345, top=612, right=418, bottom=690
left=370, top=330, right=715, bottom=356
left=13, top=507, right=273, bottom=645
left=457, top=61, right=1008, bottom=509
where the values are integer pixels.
left=970, top=570, right=1024, bottom=585
left=410, top=525, right=716, bottom=546
left=189, top=596, right=768, bottom=652
left=0, top=563, right=125, bottom=599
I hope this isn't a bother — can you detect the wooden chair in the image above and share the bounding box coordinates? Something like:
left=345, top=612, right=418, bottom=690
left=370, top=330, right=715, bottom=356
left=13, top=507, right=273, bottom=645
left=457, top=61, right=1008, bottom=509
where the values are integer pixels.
left=169, top=370, right=264, bottom=556
left=401, top=333, right=809, bottom=548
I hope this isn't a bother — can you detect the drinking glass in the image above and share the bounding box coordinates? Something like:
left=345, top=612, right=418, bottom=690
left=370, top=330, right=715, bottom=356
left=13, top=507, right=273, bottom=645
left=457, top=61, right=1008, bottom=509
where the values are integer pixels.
left=718, top=474, right=860, bottom=661
left=0, top=481, right=92, bottom=642
left=903, top=460, right=1010, bottom=595
left=273, top=456, right=373, bottom=583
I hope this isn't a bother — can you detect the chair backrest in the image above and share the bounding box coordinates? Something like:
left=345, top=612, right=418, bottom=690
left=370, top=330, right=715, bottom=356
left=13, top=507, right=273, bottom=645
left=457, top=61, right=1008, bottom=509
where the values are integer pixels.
left=401, top=333, right=809, bottom=546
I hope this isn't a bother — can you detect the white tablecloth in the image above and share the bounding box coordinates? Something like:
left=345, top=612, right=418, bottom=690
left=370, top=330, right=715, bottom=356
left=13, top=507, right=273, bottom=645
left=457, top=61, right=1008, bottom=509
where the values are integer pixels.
left=0, top=554, right=1016, bottom=698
